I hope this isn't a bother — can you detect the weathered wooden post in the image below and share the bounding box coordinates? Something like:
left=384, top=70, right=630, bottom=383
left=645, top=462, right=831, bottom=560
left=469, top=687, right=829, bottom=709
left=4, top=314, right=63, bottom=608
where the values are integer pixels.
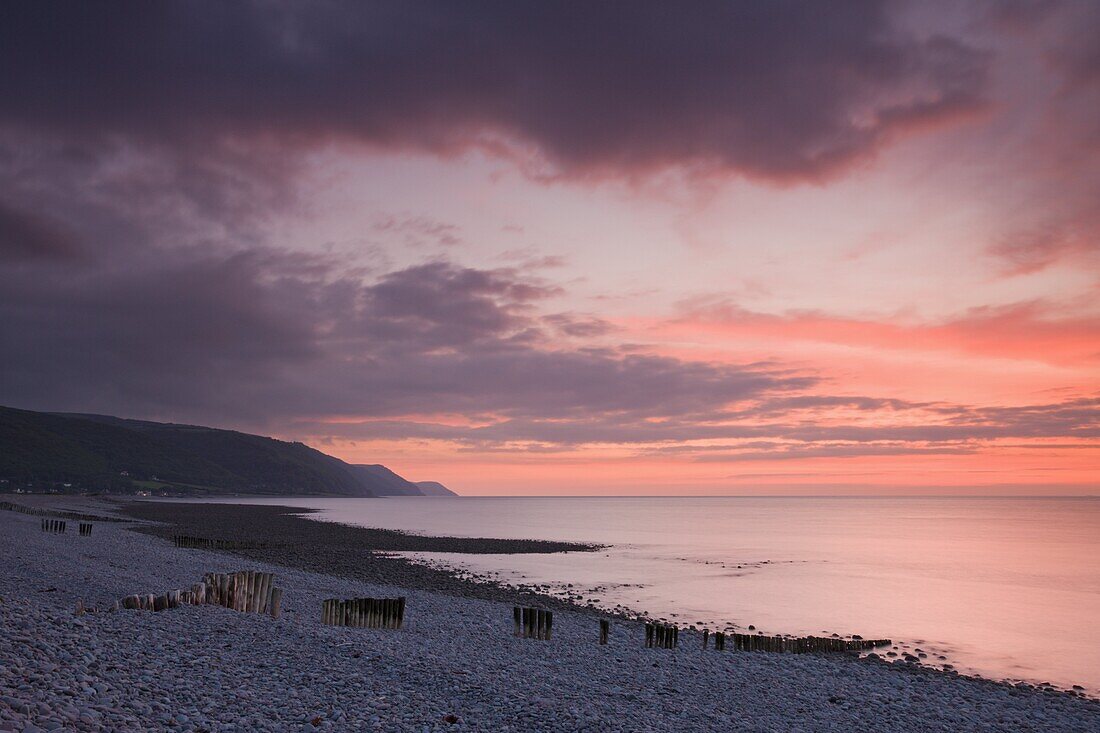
left=270, top=587, right=283, bottom=619
left=599, top=619, right=609, bottom=645
left=257, top=573, right=270, bottom=614
left=645, top=623, right=654, bottom=648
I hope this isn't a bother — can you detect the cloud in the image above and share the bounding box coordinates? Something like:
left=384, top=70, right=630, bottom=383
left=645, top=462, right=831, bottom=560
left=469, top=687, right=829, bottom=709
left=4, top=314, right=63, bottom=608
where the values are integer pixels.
left=986, top=225, right=1084, bottom=276
left=372, top=215, right=463, bottom=248
left=0, top=248, right=811, bottom=427
left=542, top=313, right=617, bottom=338
left=669, top=298, right=1100, bottom=366
left=983, top=0, right=1100, bottom=274
left=283, top=392, right=1100, bottom=459
left=0, top=200, right=80, bottom=261
left=0, top=1, right=989, bottom=182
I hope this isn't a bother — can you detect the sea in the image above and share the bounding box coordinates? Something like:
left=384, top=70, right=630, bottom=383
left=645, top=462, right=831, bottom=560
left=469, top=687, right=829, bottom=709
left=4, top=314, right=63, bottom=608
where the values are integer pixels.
left=192, top=495, right=1100, bottom=693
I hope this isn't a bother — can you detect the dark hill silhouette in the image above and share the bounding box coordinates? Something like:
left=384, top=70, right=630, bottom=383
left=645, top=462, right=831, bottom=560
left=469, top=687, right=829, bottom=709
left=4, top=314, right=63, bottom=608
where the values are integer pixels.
left=0, top=405, right=454, bottom=496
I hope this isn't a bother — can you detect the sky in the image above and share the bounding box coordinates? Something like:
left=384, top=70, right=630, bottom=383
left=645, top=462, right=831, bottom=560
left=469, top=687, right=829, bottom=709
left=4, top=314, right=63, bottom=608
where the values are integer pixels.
left=0, top=1, right=1097, bottom=495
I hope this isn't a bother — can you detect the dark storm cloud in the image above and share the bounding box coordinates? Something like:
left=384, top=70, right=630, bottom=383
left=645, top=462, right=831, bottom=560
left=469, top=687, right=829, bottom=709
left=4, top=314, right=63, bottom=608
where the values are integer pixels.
left=0, top=200, right=80, bottom=261
left=0, top=250, right=811, bottom=425
left=0, top=0, right=988, bottom=181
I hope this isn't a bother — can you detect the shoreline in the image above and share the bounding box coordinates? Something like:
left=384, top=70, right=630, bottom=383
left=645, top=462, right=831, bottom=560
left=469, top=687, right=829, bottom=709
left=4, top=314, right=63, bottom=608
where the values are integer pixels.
left=119, top=499, right=609, bottom=615
left=1, top=497, right=1098, bottom=732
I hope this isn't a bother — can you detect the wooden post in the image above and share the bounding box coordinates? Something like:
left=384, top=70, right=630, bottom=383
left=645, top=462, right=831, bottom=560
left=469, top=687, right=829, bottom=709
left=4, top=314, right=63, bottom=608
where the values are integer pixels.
left=257, top=573, right=271, bottom=614
left=599, top=619, right=609, bottom=645
left=513, top=607, right=522, bottom=636
left=544, top=610, right=553, bottom=640
left=397, top=597, right=406, bottom=629
left=270, top=587, right=283, bottom=619
left=702, top=629, right=709, bottom=650
left=645, top=623, right=654, bottom=648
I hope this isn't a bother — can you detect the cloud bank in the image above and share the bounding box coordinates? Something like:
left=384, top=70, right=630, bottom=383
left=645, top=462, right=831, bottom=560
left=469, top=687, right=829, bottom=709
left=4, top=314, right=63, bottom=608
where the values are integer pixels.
left=1, top=1, right=988, bottom=181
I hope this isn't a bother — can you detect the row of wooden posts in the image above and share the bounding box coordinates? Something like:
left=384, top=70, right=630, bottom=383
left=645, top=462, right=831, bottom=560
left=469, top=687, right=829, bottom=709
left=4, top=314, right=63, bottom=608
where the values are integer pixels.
left=119, top=570, right=283, bottom=618
left=2, top=501, right=124, bottom=523
left=40, top=519, right=94, bottom=535
left=709, top=632, right=891, bottom=654
left=112, top=571, right=892, bottom=654
left=41, top=519, right=67, bottom=533
left=646, top=623, right=679, bottom=648
left=172, top=535, right=280, bottom=550
left=322, top=597, right=406, bottom=628
left=555, top=617, right=892, bottom=654
left=513, top=605, right=554, bottom=639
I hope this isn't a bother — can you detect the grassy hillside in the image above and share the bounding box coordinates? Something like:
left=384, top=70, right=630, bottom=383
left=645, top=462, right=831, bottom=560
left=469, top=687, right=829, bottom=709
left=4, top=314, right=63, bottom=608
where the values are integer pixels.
left=0, top=406, right=375, bottom=496
left=350, top=464, right=423, bottom=496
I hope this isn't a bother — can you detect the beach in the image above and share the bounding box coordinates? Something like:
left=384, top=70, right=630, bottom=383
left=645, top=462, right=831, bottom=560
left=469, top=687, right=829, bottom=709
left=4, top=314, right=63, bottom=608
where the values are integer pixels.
left=1, top=499, right=1097, bottom=733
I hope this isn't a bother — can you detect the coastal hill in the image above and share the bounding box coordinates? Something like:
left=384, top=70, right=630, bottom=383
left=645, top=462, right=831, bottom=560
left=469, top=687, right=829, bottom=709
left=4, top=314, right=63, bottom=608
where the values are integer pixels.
left=0, top=405, right=455, bottom=497
left=415, top=480, right=457, bottom=496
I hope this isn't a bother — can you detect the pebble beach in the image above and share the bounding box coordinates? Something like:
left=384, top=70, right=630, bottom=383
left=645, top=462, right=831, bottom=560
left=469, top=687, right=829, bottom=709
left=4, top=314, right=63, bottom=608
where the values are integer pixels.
left=1, top=499, right=1098, bottom=733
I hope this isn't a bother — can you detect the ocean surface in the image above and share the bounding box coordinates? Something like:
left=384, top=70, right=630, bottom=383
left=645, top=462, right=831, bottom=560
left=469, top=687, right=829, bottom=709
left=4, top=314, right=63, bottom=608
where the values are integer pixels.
left=194, top=495, right=1100, bottom=693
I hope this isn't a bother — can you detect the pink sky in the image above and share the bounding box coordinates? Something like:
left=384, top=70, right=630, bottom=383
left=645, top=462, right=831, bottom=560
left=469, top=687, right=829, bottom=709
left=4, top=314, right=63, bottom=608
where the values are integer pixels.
left=1, top=2, right=1097, bottom=494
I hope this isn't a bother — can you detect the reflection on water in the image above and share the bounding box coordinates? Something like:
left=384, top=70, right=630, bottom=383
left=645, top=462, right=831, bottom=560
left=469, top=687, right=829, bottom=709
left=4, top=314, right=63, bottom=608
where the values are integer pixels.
left=193, top=495, right=1100, bottom=694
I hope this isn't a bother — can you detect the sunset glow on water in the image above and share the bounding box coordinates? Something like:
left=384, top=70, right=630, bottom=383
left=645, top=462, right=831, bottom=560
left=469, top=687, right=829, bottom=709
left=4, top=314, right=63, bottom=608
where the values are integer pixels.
left=203, top=495, right=1100, bottom=695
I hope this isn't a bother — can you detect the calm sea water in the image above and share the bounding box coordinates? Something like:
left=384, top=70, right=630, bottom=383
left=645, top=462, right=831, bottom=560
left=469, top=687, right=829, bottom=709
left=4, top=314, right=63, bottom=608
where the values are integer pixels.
left=196, top=495, right=1100, bottom=693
